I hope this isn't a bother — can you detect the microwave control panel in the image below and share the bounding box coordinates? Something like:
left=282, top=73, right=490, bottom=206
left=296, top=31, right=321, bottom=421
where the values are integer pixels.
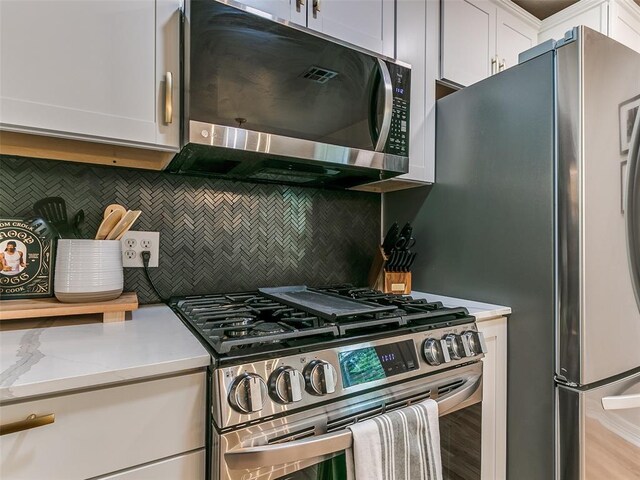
left=386, top=62, right=410, bottom=156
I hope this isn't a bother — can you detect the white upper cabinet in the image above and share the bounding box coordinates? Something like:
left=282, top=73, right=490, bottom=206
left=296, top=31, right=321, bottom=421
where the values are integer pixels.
left=496, top=7, right=538, bottom=73
left=441, top=0, right=540, bottom=87
left=442, top=0, right=496, bottom=87
left=233, top=0, right=295, bottom=21
left=233, top=0, right=394, bottom=56
left=307, top=0, right=395, bottom=57
left=539, top=0, right=640, bottom=54
left=0, top=0, right=180, bottom=151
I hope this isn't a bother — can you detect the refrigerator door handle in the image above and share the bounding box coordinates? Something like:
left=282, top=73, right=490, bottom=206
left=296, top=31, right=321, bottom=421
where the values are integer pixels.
left=602, top=392, right=640, bottom=411
left=626, top=112, right=640, bottom=311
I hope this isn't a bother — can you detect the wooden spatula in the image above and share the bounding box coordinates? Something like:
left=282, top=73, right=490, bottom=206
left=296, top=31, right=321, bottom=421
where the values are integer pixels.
left=105, top=210, right=142, bottom=240
left=95, top=210, right=123, bottom=240
left=103, top=204, right=126, bottom=220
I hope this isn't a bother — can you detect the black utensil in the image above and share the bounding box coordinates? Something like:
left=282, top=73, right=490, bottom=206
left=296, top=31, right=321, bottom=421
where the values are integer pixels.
left=407, top=252, right=417, bottom=271
left=73, top=209, right=85, bottom=238
left=382, top=223, right=399, bottom=255
left=33, top=197, right=75, bottom=238
left=395, top=222, right=414, bottom=250
left=29, top=217, right=60, bottom=240
left=385, top=250, right=397, bottom=271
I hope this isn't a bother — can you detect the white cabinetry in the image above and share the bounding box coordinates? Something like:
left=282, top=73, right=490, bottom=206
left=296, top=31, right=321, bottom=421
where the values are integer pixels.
left=477, top=317, right=507, bottom=480
left=307, top=0, right=395, bottom=57
left=0, top=372, right=206, bottom=480
left=0, top=0, right=180, bottom=150
left=234, top=0, right=394, bottom=56
left=441, top=0, right=540, bottom=87
left=539, top=0, right=640, bottom=54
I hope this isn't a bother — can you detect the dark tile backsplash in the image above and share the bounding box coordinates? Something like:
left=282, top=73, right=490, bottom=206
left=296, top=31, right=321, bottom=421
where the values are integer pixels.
left=0, top=155, right=380, bottom=304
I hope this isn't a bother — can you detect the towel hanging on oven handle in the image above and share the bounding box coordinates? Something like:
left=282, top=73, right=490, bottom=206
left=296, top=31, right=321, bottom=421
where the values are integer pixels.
left=224, top=373, right=481, bottom=470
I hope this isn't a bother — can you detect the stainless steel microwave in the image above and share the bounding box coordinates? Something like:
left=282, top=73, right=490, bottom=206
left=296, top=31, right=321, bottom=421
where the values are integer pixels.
left=167, top=0, right=411, bottom=189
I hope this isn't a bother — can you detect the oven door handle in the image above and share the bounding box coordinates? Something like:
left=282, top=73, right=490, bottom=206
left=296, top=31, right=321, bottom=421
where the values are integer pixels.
left=224, top=373, right=481, bottom=470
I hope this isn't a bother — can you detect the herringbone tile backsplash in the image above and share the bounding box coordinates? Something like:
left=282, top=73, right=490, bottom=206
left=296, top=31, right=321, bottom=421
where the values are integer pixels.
left=0, top=155, right=380, bottom=304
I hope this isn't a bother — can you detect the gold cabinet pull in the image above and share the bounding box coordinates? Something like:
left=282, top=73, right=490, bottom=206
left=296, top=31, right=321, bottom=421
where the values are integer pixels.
left=313, top=0, right=320, bottom=17
left=164, top=71, right=173, bottom=125
left=491, top=56, right=497, bottom=75
left=499, top=59, right=506, bottom=72
left=1, top=413, right=55, bottom=436
left=296, top=0, right=304, bottom=12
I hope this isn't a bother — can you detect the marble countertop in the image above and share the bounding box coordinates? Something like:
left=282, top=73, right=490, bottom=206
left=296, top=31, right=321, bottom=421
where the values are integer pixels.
left=410, top=291, right=511, bottom=321
left=0, top=304, right=210, bottom=403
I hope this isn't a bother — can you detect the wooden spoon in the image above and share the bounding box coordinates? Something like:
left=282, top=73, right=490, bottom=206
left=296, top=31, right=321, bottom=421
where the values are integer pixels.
left=103, top=204, right=126, bottom=220
left=95, top=210, right=123, bottom=240
left=106, top=210, right=142, bottom=240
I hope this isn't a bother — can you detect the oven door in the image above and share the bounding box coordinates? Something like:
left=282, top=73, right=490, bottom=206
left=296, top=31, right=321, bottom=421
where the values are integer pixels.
left=216, top=362, right=482, bottom=480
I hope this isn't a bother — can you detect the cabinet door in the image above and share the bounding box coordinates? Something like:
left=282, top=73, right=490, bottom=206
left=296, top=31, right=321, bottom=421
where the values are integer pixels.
left=609, top=0, right=640, bottom=54
left=538, top=1, right=609, bottom=43
left=441, top=0, right=496, bottom=87
left=306, top=0, right=395, bottom=57
left=0, top=0, right=173, bottom=150
left=0, top=372, right=206, bottom=480
left=101, top=449, right=205, bottom=479
left=156, top=0, right=182, bottom=149
left=477, top=317, right=507, bottom=480
left=232, top=0, right=293, bottom=20
left=396, top=0, right=432, bottom=183
left=495, top=7, right=538, bottom=73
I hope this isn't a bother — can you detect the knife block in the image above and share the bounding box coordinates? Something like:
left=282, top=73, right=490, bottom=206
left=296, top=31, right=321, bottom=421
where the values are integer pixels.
left=368, top=246, right=412, bottom=294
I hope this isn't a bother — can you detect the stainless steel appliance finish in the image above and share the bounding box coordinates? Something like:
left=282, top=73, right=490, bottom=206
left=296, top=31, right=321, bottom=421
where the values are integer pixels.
left=558, top=369, right=640, bottom=479
left=218, top=362, right=482, bottom=480
left=213, top=322, right=485, bottom=429
left=171, top=286, right=486, bottom=480
left=557, top=30, right=640, bottom=386
left=385, top=27, right=640, bottom=479
left=168, top=0, right=411, bottom=189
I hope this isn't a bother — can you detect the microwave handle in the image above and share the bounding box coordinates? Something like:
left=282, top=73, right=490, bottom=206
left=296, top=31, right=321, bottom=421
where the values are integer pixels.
left=224, top=373, right=481, bottom=470
left=374, top=58, right=394, bottom=152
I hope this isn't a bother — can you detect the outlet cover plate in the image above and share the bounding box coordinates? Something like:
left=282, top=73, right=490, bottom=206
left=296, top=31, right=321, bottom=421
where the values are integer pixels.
left=120, top=231, right=160, bottom=268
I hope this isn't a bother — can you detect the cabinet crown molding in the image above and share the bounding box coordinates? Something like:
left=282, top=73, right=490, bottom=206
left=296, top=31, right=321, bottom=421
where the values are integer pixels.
left=540, top=0, right=609, bottom=31
left=491, top=0, right=542, bottom=29
left=615, top=0, right=640, bottom=22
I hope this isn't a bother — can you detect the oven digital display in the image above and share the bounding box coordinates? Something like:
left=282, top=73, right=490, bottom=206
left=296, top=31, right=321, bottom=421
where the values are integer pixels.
left=339, top=340, right=418, bottom=388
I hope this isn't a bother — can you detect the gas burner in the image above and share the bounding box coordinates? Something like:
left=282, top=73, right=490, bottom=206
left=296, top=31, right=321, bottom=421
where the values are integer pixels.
left=224, top=317, right=255, bottom=337
left=251, top=322, right=286, bottom=336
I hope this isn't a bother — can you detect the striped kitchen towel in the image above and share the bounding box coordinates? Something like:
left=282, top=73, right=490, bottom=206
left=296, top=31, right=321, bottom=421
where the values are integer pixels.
left=345, top=399, right=442, bottom=480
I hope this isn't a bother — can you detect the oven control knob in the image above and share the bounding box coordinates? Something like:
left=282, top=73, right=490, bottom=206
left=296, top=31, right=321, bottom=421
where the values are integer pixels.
left=304, top=360, right=338, bottom=396
left=444, top=334, right=463, bottom=360
left=269, top=367, right=305, bottom=404
left=228, top=373, right=267, bottom=414
left=461, top=331, right=488, bottom=356
left=423, top=338, right=445, bottom=366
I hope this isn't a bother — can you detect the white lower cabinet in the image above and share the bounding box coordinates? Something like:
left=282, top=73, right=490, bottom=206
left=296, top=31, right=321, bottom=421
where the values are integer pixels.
left=101, top=450, right=205, bottom=479
left=0, top=372, right=206, bottom=480
left=477, top=317, right=507, bottom=480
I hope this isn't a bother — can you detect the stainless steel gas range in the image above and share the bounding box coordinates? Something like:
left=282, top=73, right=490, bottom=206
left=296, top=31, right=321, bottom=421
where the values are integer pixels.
left=170, top=286, right=487, bottom=480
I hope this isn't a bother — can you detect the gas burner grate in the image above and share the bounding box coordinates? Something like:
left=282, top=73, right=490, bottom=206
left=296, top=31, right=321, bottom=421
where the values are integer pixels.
left=169, top=286, right=474, bottom=360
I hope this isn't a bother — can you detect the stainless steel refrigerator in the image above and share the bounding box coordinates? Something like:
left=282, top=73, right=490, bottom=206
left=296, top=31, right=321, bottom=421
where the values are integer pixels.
left=385, top=27, right=640, bottom=479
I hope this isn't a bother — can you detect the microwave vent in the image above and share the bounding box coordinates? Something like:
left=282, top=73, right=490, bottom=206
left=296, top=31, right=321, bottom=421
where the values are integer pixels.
left=301, top=66, right=338, bottom=84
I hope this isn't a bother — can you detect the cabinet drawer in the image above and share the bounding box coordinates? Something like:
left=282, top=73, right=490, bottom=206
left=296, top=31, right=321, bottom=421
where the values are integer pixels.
left=0, top=372, right=206, bottom=480
left=101, top=449, right=205, bottom=479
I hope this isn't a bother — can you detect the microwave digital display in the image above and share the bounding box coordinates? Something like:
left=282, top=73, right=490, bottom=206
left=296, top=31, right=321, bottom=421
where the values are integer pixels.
left=339, top=340, right=419, bottom=388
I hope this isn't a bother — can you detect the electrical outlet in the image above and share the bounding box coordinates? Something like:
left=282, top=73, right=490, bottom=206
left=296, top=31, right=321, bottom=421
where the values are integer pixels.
left=120, top=231, right=160, bottom=268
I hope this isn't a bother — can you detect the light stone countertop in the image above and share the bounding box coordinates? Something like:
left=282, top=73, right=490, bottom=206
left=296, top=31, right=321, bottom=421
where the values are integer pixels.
left=0, top=304, right=210, bottom=403
left=410, top=291, right=511, bottom=321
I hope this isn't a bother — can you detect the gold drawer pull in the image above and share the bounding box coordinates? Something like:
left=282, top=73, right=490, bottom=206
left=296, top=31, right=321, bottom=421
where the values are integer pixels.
left=0, top=413, right=55, bottom=436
